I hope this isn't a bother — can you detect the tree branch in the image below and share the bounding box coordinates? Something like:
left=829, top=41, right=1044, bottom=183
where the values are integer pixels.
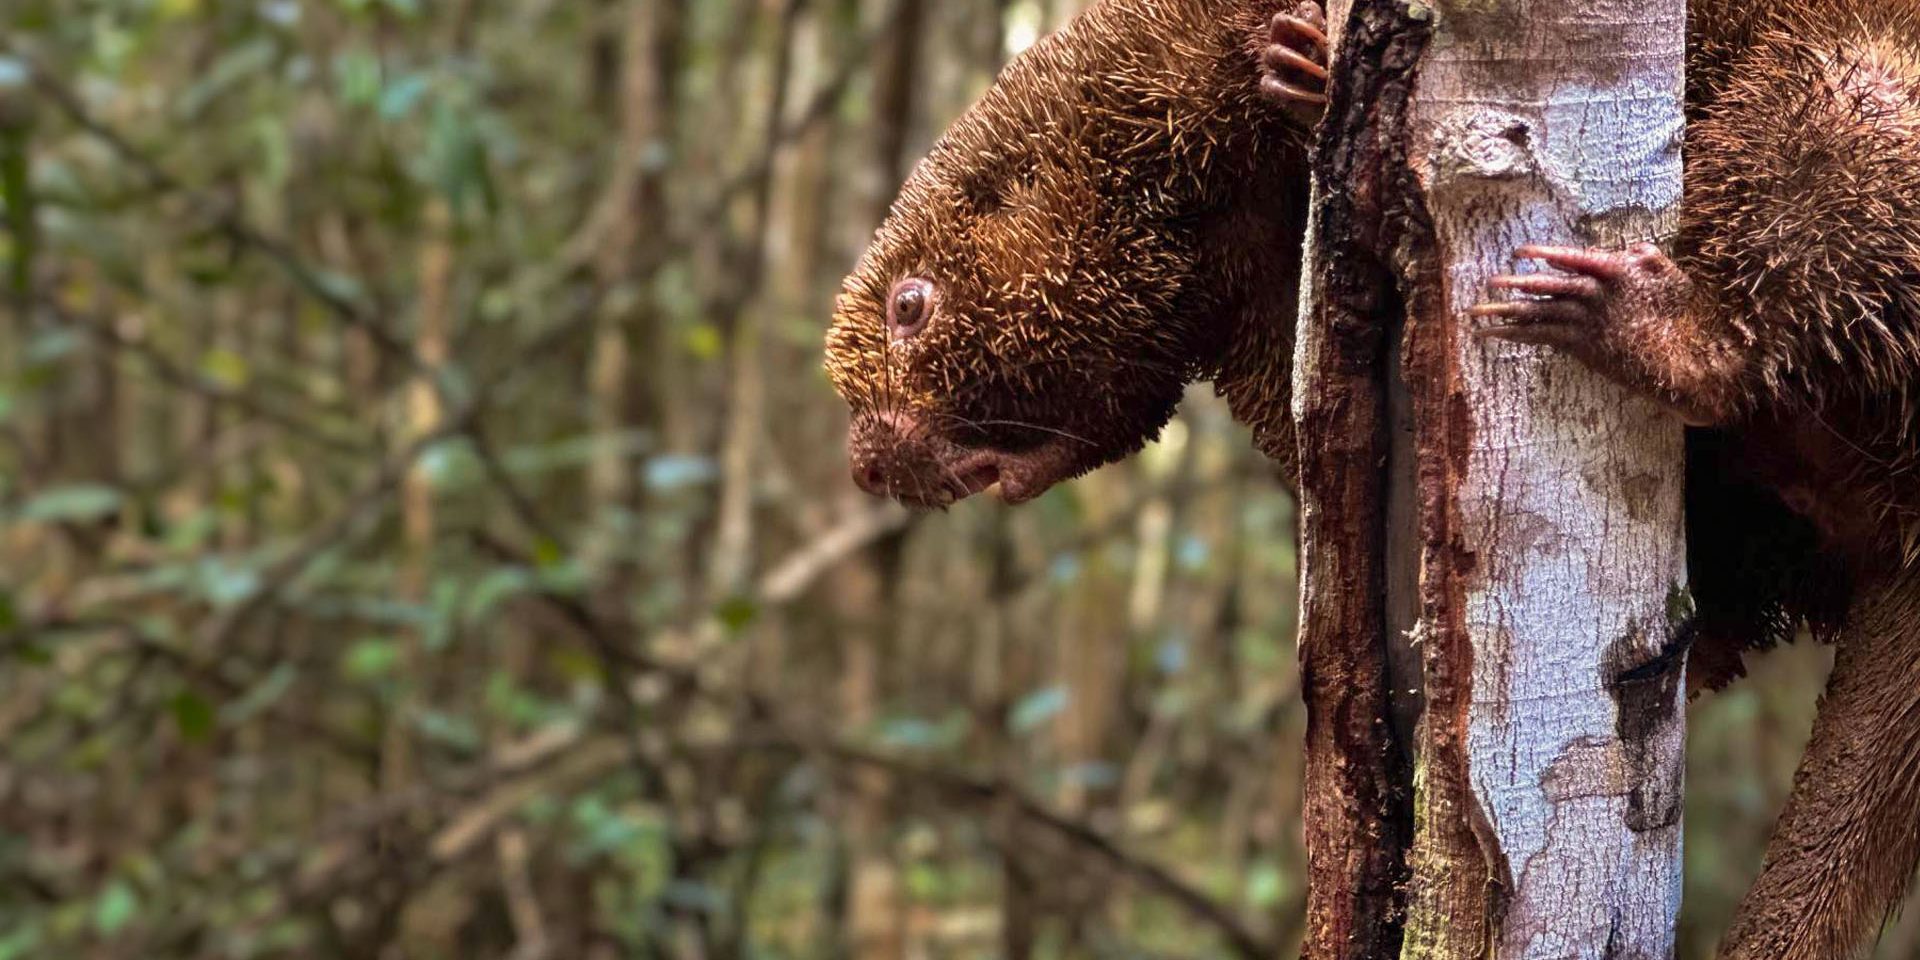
left=21, top=60, right=422, bottom=374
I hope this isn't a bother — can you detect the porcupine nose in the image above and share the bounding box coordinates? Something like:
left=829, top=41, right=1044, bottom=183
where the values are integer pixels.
left=852, top=458, right=889, bottom=496
left=848, top=409, right=933, bottom=500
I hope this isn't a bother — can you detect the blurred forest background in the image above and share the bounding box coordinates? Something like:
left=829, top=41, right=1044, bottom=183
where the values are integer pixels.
left=0, top=1, right=1909, bottom=958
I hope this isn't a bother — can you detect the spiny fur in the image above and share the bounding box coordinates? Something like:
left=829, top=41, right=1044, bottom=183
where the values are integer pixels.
left=825, top=0, right=1307, bottom=484
left=1678, top=0, right=1920, bottom=680
left=1684, top=0, right=1920, bottom=414
left=1671, top=2, right=1920, bottom=956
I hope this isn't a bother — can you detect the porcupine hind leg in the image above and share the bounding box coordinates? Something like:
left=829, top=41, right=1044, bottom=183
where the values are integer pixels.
left=1716, top=573, right=1920, bottom=960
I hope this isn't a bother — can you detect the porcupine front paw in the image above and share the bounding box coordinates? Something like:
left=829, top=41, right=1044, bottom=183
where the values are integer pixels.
left=1260, top=2, right=1330, bottom=128
left=1471, top=243, right=1737, bottom=426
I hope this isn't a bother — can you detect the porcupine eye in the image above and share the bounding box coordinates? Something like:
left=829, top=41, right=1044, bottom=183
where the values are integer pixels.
left=887, top=278, right=934, bottom=341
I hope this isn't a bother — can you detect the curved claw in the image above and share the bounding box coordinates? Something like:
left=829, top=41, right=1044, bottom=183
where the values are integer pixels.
left=1261, top=77, right=1330, bottom=105
left=1261, top=2, right=1331, bottom=113
left=1262, top=43, right=1328, bottom=80
left=1469, top=299, right=1595, bottom=328
left=1488, top=272, right=1604, bottom=301
left=1270, top=9, right=1330, bottom=53
left=1514, top=245, right=1632, bottom=281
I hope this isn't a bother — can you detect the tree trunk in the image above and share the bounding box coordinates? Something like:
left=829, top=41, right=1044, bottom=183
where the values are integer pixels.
left=1298, top=0, right=1690, bottom=956
left=1289, top=2, right=1413, bottom=955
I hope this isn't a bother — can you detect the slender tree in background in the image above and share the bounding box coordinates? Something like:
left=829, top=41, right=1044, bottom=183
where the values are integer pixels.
left=1298, top=0, right=1689, bottom=955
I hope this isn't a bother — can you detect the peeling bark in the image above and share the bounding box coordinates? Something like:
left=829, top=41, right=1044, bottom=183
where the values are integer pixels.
left=1291, top=2, right=1420, bottom=955
left=1298, top=0, right=1689, bottom=956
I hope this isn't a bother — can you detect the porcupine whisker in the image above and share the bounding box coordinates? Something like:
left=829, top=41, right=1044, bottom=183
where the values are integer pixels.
left=931, top=457, right=977, bottom=503
left=876, top=404, right=975, bottom=505
left=925, top=412, right=1101, bottom=448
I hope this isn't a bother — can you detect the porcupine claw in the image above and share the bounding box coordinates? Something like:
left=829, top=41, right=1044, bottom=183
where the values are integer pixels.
left=1471, top=242, right=1726, bottom=425
left=1472, top=242, right=1690, bottom=357
left=1261, top=2, right=1331, bottom=126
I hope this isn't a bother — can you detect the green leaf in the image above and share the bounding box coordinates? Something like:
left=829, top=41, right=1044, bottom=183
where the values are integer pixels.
left=414, top=709, right=481, bottom=752
left=714, top=596, right=758, bottom=634
left=343, top=637, right=400, bottom=681
left=200, top=347, right=251, bottom=387
left=683, top=323, right=723, bottom=360
left=222, top=665, right=297, bottom=724
left=425, top=578, right=460, bottom=652
left=643, top=455, right=716, bottom=492
left=464, top=566, right=535, bottom=624
left=93, top=881, right=138, bottom=935
left=24, top=327, right=82, bottom=365
left=502, top=431, right=652, bottom=477
left=532, top=558, right=588, bottom=597
left=378, top=72, right=430, bottom=119
left=1246, top=859, right=1289, bottom=908
left=335, top=48, right=382, bottom=106
left=661, top=880, right=726, bottom=915
left=569, top=797, right=663, bottom=860
left=17, top=484, right=122, bottom=523
left=0, top=922, right=42, bottom=960
left=308, top=267, right=367, bottom=305
left=174, top=39, right=276, bottom=118
left=531, top=538, right=565, bottom=569
left=426, top=99, right=497, bottom=217
left=169, top=690, right=217, bottom=742
left=197, top=559, right=262, bottom=608
left=875, top=712, right=968, bottom=751
left=258, top=1, right=300, bottom=26
left=419, top=438, right=481, bottom=491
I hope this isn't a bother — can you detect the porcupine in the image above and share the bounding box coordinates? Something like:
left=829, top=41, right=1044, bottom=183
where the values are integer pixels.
left=823, top=0, right=1920, bottom=955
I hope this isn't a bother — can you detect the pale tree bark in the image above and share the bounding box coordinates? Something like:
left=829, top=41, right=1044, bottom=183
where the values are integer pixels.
left=1298, top=0, right=1689, bottom=956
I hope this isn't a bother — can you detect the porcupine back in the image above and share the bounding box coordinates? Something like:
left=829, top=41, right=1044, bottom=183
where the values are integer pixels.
left=1682, top=0, right=1920, bottom=684
left=1684, top=0, right=1920, bottom=409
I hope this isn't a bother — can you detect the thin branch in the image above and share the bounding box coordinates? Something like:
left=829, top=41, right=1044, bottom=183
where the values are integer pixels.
left=22, top=60, right=422, bottom=373
left=812, top=740, right=1277, bottom=960
left=466, top=421, right=567, bottom=549
left=0, top=614, right=379, bottom=765
left=464, top=535, right=1275, bottom=960
left=43, top=299, right=369, bottom=456
left=693, top=0, right=910, bottom=228
left=196, top=404, right=479, bottom=651
left=757, top=504, right=912, bottom=604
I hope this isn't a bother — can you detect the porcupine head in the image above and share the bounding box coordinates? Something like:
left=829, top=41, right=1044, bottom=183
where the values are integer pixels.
left=824, top=0, right=1318, bottom=507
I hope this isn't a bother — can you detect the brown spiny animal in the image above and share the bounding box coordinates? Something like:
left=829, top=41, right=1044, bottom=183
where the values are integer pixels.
left=824, top=0, right=1324, bottom=508
left=824, top=0, right=1920, bottom=956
